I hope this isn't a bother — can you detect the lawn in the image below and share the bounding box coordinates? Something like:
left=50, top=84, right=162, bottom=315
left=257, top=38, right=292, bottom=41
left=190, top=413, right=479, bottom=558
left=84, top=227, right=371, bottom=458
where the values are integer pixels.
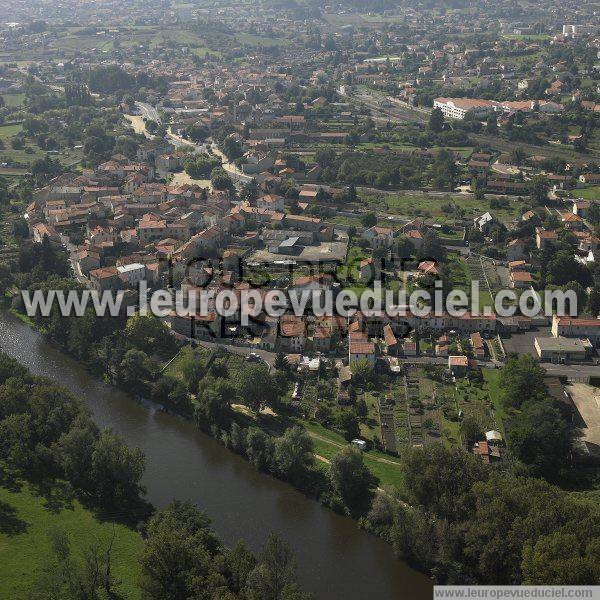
left=0, top=123, right=23, bottom=139
left=0, top=483, right=142, bottom=599
left=300, top=420, right=406, bottom=492
left=482, top=368, right=506, bottom=432
left=576, top=186, right=600, bottom=200
left=1, top=93, right=25, bottom=108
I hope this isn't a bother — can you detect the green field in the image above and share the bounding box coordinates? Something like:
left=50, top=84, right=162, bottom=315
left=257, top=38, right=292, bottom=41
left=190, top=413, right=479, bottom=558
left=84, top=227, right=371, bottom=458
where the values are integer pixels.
left=362, top=192, right=519, bottom=222
left=575, top=186, right=600, bottom=200
left=299, top=420, right=407, bottom=492
left=0, top=483, right=142, bottom=599
left=1, top=93, right=25, bottom=108
left=0, top=123, right=23, bottom=138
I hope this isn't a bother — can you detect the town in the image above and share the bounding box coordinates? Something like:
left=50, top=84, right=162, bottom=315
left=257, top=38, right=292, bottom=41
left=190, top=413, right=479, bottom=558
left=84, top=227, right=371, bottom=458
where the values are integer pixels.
left=0, top=0, right=599, bottom=597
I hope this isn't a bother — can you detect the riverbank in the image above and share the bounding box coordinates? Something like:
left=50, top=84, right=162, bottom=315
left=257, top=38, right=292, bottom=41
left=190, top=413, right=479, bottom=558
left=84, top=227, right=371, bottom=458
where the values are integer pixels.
left=0, top=310, right=432, bottom=600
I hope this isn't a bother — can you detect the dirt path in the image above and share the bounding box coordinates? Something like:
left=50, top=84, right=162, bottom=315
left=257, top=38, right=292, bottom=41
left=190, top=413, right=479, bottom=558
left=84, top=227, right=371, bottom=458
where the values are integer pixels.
left=306, top=431, right=403, bottom=466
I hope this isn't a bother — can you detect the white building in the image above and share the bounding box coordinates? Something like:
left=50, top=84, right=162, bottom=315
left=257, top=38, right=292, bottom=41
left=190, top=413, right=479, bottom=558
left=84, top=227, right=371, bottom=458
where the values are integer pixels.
left=117, top=263, right=147, bottom=287
left=433, top=97, right=495, bottom=120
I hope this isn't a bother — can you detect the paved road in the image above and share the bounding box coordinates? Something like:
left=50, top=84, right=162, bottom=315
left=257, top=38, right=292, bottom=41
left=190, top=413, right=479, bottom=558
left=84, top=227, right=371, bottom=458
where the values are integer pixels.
left=136, top=101, right=161, bottom=124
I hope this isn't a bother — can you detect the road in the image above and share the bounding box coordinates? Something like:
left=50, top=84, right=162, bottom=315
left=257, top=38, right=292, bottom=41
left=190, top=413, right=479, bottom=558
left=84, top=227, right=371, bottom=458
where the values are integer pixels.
left=211, top=143, right=252, bottom=184
left=136, top=101, right=161, bottom=124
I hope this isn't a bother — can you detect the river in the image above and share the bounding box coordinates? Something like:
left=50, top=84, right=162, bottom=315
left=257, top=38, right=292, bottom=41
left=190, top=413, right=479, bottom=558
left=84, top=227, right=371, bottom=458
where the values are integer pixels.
left=0, top=310, right=432, bottom=600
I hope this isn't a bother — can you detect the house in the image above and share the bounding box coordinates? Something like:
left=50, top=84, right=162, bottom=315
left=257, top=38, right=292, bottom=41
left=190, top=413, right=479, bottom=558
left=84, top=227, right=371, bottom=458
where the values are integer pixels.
left=116, top=263, right=146, bottom=287
left=363, top=226, right=394, bottom=249
left=279, top=316, right=306, bottom=353
left=510, top=270, right=533, bottom=289
left=349, top=340, right=376, bottom=366
left=470, top=332, right=486, bottom=359
left=359, top=257, right=377, bottom=282
left=75, top=249, right=101, bottom=275
left=256, top=194, right=284, bottom=212
left=402, top=339, right=417, bottom=356
left=89, top=266, right=119, bottom=292
left=473, top=439, right=502, bottom=464
left=535, top=336, right=592, bottom=362
left=535, top=227, right=558, bottom=250
left=573, top=200, right=590, bottom=219
left=562, top=212, right=585, bottom=231
left=383, top=324, right=399, bottom=356
left=448, top=355, right=469, bottom=376
left=579, top=173, right=600, bottom=185
left=473, top=212, right=496, bottom=234
left=312, top=326, right=332, bottom=352
left=506, top=238, right=527, bottom=262
left=552, top=315, right=600, bottom=345
left=406, top=229, right=424, bottom=250
left=417, top=260, right=440, bottom=278
left=31, top=222, right=61, bottom=245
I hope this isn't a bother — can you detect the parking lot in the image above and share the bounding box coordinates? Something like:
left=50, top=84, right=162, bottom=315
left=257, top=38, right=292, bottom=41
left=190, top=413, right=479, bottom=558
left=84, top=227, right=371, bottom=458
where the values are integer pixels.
left=502, top=327, right=551, bottom=358
left=568, top=383, right=600, bottom=455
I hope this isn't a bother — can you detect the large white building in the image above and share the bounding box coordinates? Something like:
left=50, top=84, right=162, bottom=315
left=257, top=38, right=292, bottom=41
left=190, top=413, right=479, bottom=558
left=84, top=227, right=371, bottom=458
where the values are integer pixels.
left=433, top=97, right=495, bottom=120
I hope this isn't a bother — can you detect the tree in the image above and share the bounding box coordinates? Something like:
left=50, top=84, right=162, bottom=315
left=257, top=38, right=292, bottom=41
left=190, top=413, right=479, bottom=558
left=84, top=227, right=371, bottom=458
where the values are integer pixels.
left=429, top=108, right=445, bottom=133
left=402, top=445, right=487, bottom=522
left=522, top=532, right=599, bottom=584
left=223, top=137, right=243, bottom=161
left=589, top=283, right=600, bottom=315
left=226, top=540, right=257, bottom=593
left=184, top=155, right=220, bottom=179
left=153, top=375, right=192, bottom=415
left=431, top=149, right=457, bottom=191
left=420, top=229, right=446, bottom=262
left=241, top=179, right=260, bottom=204
left=91, top=429, right=146, bottom=512
left=274, top=352, right=289, bottom=373
left=273, top=427, right=314, bottom=484
left=57, top=416, right=99, bottom=493
left=29, top=529, right=120, bottom=600
left=562, top=281, right=587, bottom=314
left=246, top=534, right=306, bottom=600
left=139, top=500, right=225, bottom=599
left=506, top=399, right=577, bottom=481
left=360, top=212, right=377, bottom=228
left=211, top=167, right=234, bottom=191
left=459, top=416, right=482, bottom=447
left=336, top=410, right=360, bottom=442
left=329, top=447, right=377, bottom=516
left=529, top=175, right=549, bottom=205
left=116, top=349, right=152, bottom=395
left=185, top=124, right=209, bottom=143
left=485, top=113, right=498, bottom=135
left=125, top=314, right=177, bottom=358
left=236, top=364, right=278, bottom=413
left=546, top=251, right=591, bottom=287
left=245, top=427, right=274, bottom=471
left=499, top=355, right=547, bottom=411
left=195, top=378, right=235, bottom=429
